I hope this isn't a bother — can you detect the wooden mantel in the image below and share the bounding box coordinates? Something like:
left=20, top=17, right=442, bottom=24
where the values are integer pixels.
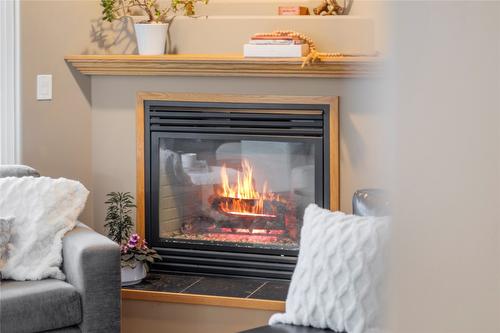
left=65, top=54, right=379, bottom=78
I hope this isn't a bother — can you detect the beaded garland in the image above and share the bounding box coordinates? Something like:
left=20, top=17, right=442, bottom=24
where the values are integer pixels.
left=253, top=30, right=344, bottom=67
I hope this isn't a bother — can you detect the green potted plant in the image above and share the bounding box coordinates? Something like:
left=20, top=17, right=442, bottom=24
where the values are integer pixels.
left=100, top=0, right=208, bottom=55
left=120, top=233, right=161, bottom=285
left=104, top=192, right=161, bottom=285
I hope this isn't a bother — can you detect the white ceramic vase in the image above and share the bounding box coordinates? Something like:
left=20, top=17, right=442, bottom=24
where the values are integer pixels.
left=121, top=261, right=147, bottom=286
left=134, top=23, right=168, bottom=55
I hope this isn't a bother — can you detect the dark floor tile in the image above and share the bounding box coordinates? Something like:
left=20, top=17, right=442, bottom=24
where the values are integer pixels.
left=183, top=276, right=265, bottom=298
left=248, top=281, right=289, bottom=301
left=123, top=273, right=201, bottom=293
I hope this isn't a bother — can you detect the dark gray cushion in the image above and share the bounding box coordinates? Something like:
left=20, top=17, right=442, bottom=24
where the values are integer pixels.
left=0, top=279, right=82, bottom=333
left=240, top=324, right=337, bottom=333
left=0, top=165, right=40, bottom=178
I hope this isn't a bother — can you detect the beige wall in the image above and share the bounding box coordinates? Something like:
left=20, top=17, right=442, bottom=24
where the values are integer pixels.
left=90, top=76, right=387, bottom=234
left=88, top=44, right=387, bottom=333
left=20, top=1, right=98, bottom=222
left=19, top=1, right=500, bottom=332
left=21, top=0, right=387, bottom=231
left=20, top=1, right=387, bottom=332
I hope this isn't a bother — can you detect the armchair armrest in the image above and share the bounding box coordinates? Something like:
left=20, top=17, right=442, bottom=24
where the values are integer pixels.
left=62, top=223, right=121, bottom=333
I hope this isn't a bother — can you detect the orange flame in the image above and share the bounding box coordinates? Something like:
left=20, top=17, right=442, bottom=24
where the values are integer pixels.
left=218, top=160, right=280, bottom=217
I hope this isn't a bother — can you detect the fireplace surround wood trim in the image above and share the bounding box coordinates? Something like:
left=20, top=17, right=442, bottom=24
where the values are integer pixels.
left=65, top=54, right=378, bottom=78
left=136, top=92, right=340, bottom=242
left=122, top=289, right=286, bottom=311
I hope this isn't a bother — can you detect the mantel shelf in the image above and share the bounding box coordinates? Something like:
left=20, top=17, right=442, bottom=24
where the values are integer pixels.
left=64, top=54, right=379, bottom=78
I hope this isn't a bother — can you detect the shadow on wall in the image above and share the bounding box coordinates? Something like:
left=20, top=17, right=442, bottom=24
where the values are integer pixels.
left=65, top=16, right=138, bottom=100
left=66, top=65, right=92, bottom=105
left=84, top=18, right=138, bottom=54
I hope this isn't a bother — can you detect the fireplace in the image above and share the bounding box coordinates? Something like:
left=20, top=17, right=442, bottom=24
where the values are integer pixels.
left=137, top=93, right=339, bottom=280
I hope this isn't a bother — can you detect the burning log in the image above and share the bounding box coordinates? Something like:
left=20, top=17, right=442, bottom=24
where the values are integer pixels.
left=210, top=196, right=287, bottom=216
left=207, top=195, right=288, bottom=230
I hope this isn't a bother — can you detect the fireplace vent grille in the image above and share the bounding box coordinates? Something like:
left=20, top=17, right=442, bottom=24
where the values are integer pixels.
left=148, top=106, right=324, bottom=137
left=152, top=247, right=297, bottom=280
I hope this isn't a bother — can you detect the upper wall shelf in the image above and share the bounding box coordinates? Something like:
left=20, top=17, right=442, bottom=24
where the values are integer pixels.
left=64, top=54, right=379, bottom=78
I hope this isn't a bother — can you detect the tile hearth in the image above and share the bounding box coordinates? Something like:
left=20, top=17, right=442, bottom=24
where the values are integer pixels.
left=123, top=273, right=289, bottom=301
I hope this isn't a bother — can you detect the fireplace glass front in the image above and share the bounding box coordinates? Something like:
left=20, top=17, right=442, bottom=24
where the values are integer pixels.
left=152, top=134, right=322, bottom=252
left=144, top=99, right=333, bottom=279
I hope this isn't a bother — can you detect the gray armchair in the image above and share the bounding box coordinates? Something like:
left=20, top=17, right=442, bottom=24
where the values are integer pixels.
left=0, top=165, right=121, bottom=333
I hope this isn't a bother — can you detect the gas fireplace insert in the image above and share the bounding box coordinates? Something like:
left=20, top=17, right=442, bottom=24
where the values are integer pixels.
left=137, top=93, right=339, bottom=280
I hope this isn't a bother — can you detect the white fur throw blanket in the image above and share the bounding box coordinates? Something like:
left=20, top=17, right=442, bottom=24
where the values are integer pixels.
left=269, top=204, right=390, bottom=333
left=0, top=216, right=14, bottom=271
left=0, top=177, right=89, bottom=280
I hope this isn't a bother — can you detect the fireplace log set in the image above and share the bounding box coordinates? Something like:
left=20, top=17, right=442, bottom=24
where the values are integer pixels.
left=180, top=195, right=298, bottom=241
left=210, top=196, right=287, bottom=228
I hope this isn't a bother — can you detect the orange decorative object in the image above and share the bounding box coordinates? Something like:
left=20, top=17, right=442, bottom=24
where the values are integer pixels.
left=278, top=6, right=310, bottom=15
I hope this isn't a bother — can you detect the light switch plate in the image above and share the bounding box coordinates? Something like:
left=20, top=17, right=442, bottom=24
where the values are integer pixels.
left=37, top=74, right=52, bottom=100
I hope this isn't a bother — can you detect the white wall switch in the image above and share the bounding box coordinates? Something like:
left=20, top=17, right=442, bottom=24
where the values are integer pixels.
left=37, top=74, right=52, bottom=100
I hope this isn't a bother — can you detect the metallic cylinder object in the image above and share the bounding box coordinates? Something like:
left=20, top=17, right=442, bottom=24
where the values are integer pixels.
left=352, top=188, right=390, bottom=217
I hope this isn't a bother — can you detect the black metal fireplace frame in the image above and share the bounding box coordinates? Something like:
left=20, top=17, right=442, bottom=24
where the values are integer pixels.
left=143, top=100, right=332, bottom=279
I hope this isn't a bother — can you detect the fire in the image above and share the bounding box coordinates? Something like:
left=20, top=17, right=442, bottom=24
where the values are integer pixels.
left=218, top=160, right=280, bottom=217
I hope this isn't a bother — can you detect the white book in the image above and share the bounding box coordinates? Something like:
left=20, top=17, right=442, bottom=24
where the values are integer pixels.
left=249, top=39, right=301, bottom=45
left=243, top=44, right=310, bottom=58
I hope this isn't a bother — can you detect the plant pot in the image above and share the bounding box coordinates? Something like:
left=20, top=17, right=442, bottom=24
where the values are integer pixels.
left=121, top=261, right=147, bottom=286
left=134, top=23, right=168, bottom=55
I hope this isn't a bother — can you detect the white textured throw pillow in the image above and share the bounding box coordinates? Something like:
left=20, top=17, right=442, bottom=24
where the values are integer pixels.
left=269, top=204, right=390, bottom=333
left=0, top=177, right=89, bottom=280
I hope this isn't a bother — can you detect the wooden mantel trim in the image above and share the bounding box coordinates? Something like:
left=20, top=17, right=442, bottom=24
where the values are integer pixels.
left=65, top=54, right=379, bottom=78
left=122, top=289, right=285, bottom=311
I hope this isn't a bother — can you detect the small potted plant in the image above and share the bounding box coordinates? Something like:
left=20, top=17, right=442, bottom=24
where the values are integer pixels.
left=120, top=233, right=162, bottom=285
left=104, top=192, right=161, bottom=285
left=100, top=0, right=209, bottom=55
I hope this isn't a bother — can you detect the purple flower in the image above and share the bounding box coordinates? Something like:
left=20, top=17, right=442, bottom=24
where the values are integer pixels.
left=127, top=233, right=141, bottom=248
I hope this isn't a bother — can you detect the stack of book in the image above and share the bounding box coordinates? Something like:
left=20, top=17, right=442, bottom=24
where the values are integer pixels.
left=243, top=34, right=309, bottom=58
